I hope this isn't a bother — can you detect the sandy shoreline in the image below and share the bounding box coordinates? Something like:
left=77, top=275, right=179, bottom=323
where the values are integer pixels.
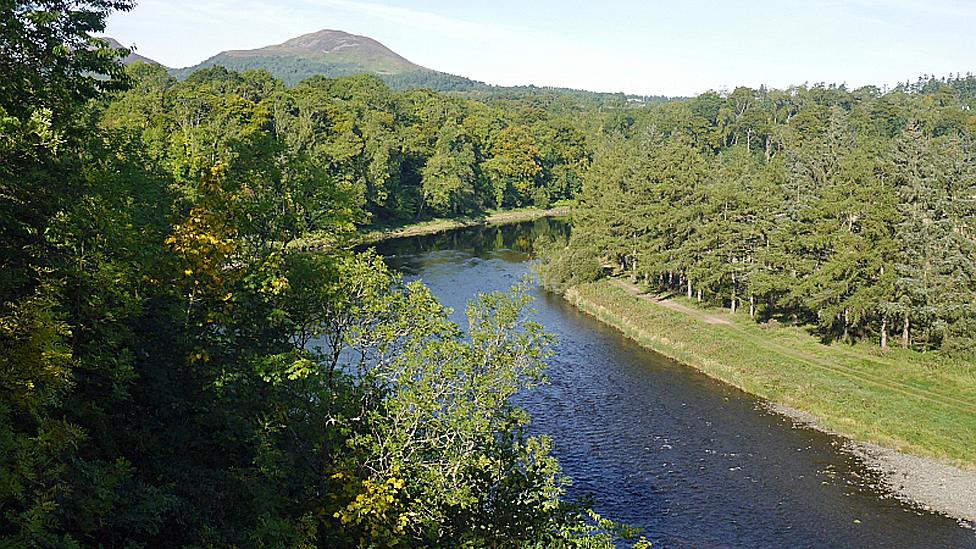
left=293, top=206, right=570, bottom=252
left=767, top=402, right=976, bottom=526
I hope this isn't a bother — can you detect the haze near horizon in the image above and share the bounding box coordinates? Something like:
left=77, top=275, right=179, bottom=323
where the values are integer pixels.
left=108, top=0, right=976, bottom=98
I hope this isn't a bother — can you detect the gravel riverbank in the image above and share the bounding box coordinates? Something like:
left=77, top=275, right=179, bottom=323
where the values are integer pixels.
left=769, top=402, right=976, bottom=526
left=563, top=280, right=976, bottom=528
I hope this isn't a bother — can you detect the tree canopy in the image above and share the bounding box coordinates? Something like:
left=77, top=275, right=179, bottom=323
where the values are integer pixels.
left=4, top=2, right=976, bottom=546
left=545, top=80, right=976, bottom=354
left=0, top=3, right=650, bottom=546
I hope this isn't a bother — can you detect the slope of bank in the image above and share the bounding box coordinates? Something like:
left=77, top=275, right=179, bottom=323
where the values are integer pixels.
left=292, top=206, right=570, bottom=251
left=357, top=206, right=570, bottom=245
left=564, top=279, right=976, bottom=522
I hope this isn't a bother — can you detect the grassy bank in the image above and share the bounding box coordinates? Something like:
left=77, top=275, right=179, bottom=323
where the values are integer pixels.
left=294, top=205, right=570, bottom=250
left=357, top=205, right=571, bottom=245
left=565, top=279, right=976, bottom=468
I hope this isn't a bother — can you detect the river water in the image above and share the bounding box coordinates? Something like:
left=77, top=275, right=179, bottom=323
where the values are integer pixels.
left=371, top=218, right=976, bottom=548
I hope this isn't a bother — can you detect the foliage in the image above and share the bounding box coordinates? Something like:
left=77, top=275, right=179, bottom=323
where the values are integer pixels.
left=536, top=233, right=604, bottom=294
left=0, top=4, right=647, bottom=546
left=561, top=82, right=976, bottom=354
left=107, top=68, right=597, bottom=224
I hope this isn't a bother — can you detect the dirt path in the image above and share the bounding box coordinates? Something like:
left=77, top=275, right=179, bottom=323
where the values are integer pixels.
left=610, top=279, right=976, bottom=414
left=614, top=279, right=731, bottom=325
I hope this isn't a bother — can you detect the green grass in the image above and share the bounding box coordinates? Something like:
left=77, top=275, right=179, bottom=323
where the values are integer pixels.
left=356, top=204, right=571, bottom=245
left=292, top=204, right=572, bottom=251
left=565, top=280, right=976, bottom=468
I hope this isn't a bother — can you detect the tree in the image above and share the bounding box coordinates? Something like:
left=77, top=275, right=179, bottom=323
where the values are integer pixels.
left=420, top=122, right=478, bottom=215
left=801, top=139, right=898, bottom=343
left=1, top=4, right=646, bottom=543
left=483, top=125, right=543, bottom=208
left=556, top=78, right=976, bottom=354
left=0, top=2, right=151, bottom=543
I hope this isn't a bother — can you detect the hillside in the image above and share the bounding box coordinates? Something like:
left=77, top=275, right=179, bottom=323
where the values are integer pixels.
left=100, top=36, right=161, bottom=66
left=126, top=28, right=670, bottom=103
left=169, top=29, right=485, bottom=91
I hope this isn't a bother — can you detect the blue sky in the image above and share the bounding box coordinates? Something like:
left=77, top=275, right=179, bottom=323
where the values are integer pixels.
left=106, top=0, right=976, bottom=97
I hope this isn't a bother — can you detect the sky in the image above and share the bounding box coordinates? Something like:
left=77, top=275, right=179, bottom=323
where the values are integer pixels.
left=105, top=0, right=976, bottom=97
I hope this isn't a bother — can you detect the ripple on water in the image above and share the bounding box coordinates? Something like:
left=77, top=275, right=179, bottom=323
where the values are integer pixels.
left=377, top=221, right=976, bottom=549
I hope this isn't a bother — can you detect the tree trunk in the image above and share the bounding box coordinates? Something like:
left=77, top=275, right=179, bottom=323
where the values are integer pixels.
left=697, top=288, right=702, bottom=302
left=902, top=316, right=910, bottom=348
left=749, top=295, right=755, bottom=319
left=842, top=308, right=850, bottom=341
left=880, top=314, right=888, bottom=351
left=687, top=279, right=693, bottom=299
left=730, top=274, right=737, bottom=314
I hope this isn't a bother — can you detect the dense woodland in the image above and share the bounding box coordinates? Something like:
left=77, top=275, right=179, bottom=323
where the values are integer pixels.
left=168, top=47, right=673, bottom=102
left=107, top=63, right=602, bottom=225
left=3, top=0, right=976, bottom=547
left=169, top=55, right=485, bottom=92
left=544, top=76, right=976, bottom=354
left=1, top=2, right=649, bottom=546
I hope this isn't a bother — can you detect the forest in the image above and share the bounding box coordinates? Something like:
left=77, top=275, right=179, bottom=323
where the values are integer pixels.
left=1, top=1, right=647, bottom=546
left=544, top=76, right=976, bottom=354
left=3, top=0, right=976, bottom=547
left=108, top=63, right=600, bottom=223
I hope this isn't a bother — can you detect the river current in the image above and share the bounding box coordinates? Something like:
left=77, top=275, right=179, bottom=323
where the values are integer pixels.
left=370, top=218, right=975, bottom=548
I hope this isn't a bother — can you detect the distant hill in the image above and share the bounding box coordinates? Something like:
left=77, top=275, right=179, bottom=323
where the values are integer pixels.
left=169, top=29, right=487, bottom=91
left=128, top=28, right=672, bottom=103
left=99, top=37, right=161, bottom=66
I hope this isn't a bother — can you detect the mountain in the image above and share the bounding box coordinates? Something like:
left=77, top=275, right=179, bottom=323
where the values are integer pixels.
left=100, top=37, right=161, bottom=66
left=153, top=29, right=672, bottom=103
left=169, top=29, right=486, bottom=91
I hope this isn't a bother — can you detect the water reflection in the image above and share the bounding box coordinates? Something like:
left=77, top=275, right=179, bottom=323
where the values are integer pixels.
left=364, top=217, right=568, bottom=263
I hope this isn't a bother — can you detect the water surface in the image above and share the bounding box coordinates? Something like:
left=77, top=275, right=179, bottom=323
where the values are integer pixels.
left=372, top=219, right=975, bottom=548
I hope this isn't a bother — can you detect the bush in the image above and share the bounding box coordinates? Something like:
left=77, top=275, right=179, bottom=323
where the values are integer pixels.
left=536, top=237, right=603, bottom=293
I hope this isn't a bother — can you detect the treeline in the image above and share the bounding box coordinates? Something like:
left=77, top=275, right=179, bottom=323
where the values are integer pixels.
left=546, top=81, right=976, bottom=353
left=117, top=62, right=597, bottom=226
left=0, top=2, right=650, bottom=547
left=171, top=55, right=489, bottom=92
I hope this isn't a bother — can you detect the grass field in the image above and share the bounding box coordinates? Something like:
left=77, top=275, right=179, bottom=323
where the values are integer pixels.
left=565, top=279, right=976, bottom=468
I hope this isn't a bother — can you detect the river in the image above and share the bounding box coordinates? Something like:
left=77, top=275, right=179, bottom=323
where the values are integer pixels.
left=370, top=218, right=976, bottom=548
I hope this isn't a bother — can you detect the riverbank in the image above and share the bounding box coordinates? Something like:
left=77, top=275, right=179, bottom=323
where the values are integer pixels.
left=564, top=279, right=976, bottom=523
left=358, top=206, right=570, bottom=246
left=291, top=205, right=570, bottom=251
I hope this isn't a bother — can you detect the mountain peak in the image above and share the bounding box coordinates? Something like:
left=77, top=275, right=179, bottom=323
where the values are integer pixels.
left=170, top=29, right=484, bottom=91
left=276, top=29, right=385, bottom=52
left=222, top=28, right=423, bottom=75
